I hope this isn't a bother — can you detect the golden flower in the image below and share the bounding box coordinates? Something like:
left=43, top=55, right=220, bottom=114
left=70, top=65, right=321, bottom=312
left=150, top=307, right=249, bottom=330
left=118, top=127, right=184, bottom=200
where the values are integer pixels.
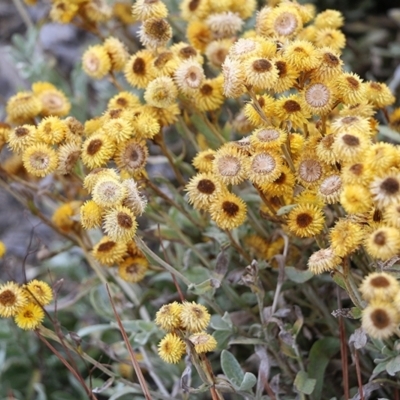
left=206, top=12, right=244, bottom=38
left=314, top=9, right=344, bottom=29
left=129, top=108, right=160, bottom=139
left=190, top=332, right=217, bottom=354
left=274, top=94, right=310, bottom=129
left=139, top=17, right=172, bottom=49
left=359, top=272, right=399, bottom=302
left=193, top=76, right=224, bottom=112
left=331, top=115, right=371, bottom=135
left=107, top=92, right=141, bottom=110
left=341, top=162, right=372, bottom=186
left=180, top=0, right=210, bottom=21
left=365, top=226, right=400, bottom=260
left=370, top=173, right=400, bottom=209
left=171, top=42, right=204, bottom=64
left=103, top=205, right=138, bottom=242
left=80, top=200, right=103, bottom=230
left=155, top=302, right=183, bottom=331
left=362, top=301, right=399, bottom=340
left=282, top=40, right=320, bottom=71
left=57, top=142, right=81, bottom=175
left=102, top=118, right=132, bottom=144
left=122, top=178, right=147, bottom=216
left=158, top=333, right=186, bottom=364
left=340, top=184, right=373, bottom=214
left=273, top=58, right=299, bottom=93
left=92, top=236, right=127, bottom=266
left=260, top=166, right=295, bottom=197
left=256, top=3, right=302, bottom=38
left=187, top=20, right=213, bottom=52
left=296, top=156, right=324, bottom=187
left=152, top=51, right=179, bottom=77
left=250, top=126, right=286, bottom=151
left=118, top=256, right=148, bottom=283
left=314, top=28, right=346, bottom=51
left=213, top=146, right=248, bottom=186
left=144, top=77, right=178, bottom=108
left=124, top=49, right=156, bottom=89
left=82, top=0, right=112, bottom=22
left=384, top=203, right=400, bottom=229
left=174, top=59, right=205, bottom=94
left=308, top=247, right=340, bottom=274
left=6, top=91, right=42, bottom=124
left=81, top=133, right=115, bottom=169
left=24, top=280, right=53, bottom=306
left=0, top=282, right=28, bottom=318
left=14, top=302, right=45, bottom=330
left=84, top=117, right=103, bottom=136
left=244, top=57, right=279, bottom=91
left=50, top=1, right=78, bottom=23
left=301, top=82, right=335, bottom=115
left=37, top=116, right=68, bottom=145
left=52, top=201, right=81, bottom=233
left=205, top=39, right=233, bottom=68
left=329, top=218, right=364, bottom=257
left=193, top=149, right=216, bottom=173
left=318, top=175, right=342, bottom=204
left=311, top=47, right=343, bottom=81
left=364, top=81, right=395, bottom=108
left=144, top=103, right=180, bottom=127
left=92, top=177, right=126, bottom=208
left=103, top=37, right=129, bottom=72
left=222, top=56, right=245, bottom=98
left=186, top=172, right=225, bottom=211
left=8, top=125, right=37, bottom=154
left=22, top=144, right=58, bottom=177
left=209, top=192, right=247, bottom=230
left=180, top=302, right=210, bottom=333
left=244, top=234, right=269, bottom=259
left=332, top=131, right=369, bottom=163
left=229, top=37, right=273, bottom=61
left=82, top=45, right=111, bottom=79
left=339, top=103, right=375, bottom=119
left=32, top=82, right=71, bottom=117
left=132, top=0, right=168, bottom=21
left=247, top=151, right=282, bottom=185
left=334, top=72, right=367, bottom=105
left=287, top=203, right=324, bottom=238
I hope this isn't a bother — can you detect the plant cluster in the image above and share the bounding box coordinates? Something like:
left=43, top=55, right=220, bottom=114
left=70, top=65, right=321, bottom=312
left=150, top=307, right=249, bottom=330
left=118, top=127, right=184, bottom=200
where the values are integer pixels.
left=1, top=0, right=400, bottom=398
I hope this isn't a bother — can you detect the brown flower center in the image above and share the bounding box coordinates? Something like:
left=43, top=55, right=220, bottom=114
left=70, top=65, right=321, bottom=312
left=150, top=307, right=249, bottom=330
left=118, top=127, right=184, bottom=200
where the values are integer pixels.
left=299, top=159, right=322, bottom=182
left=349, top=163, right=363, bottom=176
left=381, top=177, right=400, bottom=194
left=371, top=308, right=390, bottom=329
left=370, top=276, right=390, bottom=288
left=252, top=59, right=272, bottom=73
left=275, top=60, right=287, bottom=77
left=15, top=127, right=29, bottom=137
left=87, top=139, right=102, bottom=155
left=200, top=84, right=213, bottom=95
left=0, top=290, right=16, bottom=306
left=133, top=57, right=146, bottom=75
left=296, top=212, right=313, bottom=227
left=283, top=100, right=301, bottom=113
left=117, top=212, right=133, bottom=229
left=189, top=0, right=200, bottom=11
left=346, top=76, right=360, bottom=89
left=180, top=46, right=197, bottom=59
left=373, top=231, right=387, bottom=246
left=98, top=241, right=116, bottom=252
left=342, top=134, right=360, bottom=147
left=197, top=179, right=215, bottom=194
left=222, top=201, right=239, bottom=217
left=116, top=97, right=128, bottom=106
left=370, top=82, right=381, bottom=91
left=323, top=52, right=339, bottom=66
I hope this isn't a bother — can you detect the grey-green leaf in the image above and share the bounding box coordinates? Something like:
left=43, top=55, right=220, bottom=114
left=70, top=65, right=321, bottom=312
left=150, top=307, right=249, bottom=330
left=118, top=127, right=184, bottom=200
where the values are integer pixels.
left=386, top=355, right=400, bottom=376
left=239, top=372, right=257, bottom=392
left=294, top=371, right=316, bottom=395
left=221, top=350, right=245, bottom=388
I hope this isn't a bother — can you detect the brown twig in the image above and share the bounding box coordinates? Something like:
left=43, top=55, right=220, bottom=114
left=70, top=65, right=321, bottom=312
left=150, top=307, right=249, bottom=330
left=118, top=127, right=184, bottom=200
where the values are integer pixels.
left=354, top=349, right=365, bottom=400
left=337, top=286, right=349, bottom=400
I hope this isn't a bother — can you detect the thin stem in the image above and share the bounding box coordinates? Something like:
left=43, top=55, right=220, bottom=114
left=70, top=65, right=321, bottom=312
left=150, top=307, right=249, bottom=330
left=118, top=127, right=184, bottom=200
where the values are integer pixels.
left=226, top=229, right=251, bottom=263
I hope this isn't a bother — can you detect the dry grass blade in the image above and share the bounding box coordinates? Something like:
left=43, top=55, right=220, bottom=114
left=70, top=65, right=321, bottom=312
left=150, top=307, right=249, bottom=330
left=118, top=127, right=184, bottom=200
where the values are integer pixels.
left=105, top=284, right=153, bottom=400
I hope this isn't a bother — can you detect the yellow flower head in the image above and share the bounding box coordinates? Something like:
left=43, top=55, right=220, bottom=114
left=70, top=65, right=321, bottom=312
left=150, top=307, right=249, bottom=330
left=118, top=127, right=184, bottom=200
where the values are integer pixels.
left=124, top=49, right=156, bottom=89
left=144, top=77, right=178, bottom=108
left=308, top=247, right=340, bottom=274
left=187, top=20, right=213, bottom=52
left=364, top=81, right=395, bottom=109
left=186, top=172, right=226, bottom=211
left=209, top=192, right=247, bottom=230
left=314, top=28, right=346, bottom=51
left=171, top=42, right=204, bottom=64
left=92, top=236, right=127, bottom=266
left=82, top=45, right=111, bottom=79
left=282, top=40, right=320, bottom=71
left=118, top=256, right=148, bottom=283
left=92, top=177, right=126, bottom=208
left=83, top=168, right=120, bottom=192
left=158, top=333, right=186, bottom=364
left=103, top=205, right=138, bottom=242
left=174, top=59, right=205, bottom=94
left=37, top=116, right=68, bottom=145
left=213, top=146, right=248, bottom=186
left=193, top=76, right=224, bottom=112
left=314, top=9, right=344, bottom=29
left=115, top=139, right=148, bottom=174
left=301, top=81, right=335, bottom=115
left=14, top=302, right=45, bottom=330
left=329, top=218, right=364, bottom=257
left=24, top=280, right=53, bottom=306
left=362, top=300, right=399, bottom=340
left=6, top=91, right=42, bottom=124
left=107, top=92, right=141, bottom=110
left=340, top=184, right=372, bottom=214
left=82, top=0, right=112, bottom=23
left=22, top=144, right=58, bottom=177
left=333, top=72, right=366, bottom=105
left=121, top=178, right=147, bottom=216
left=155, top=302, right=183, bottom=331
left=139, top=17, right=172, bottom=49
left=192, top=149, right=216, bottom=173
left=81, top=133, right=116, bottom=169
left=50, top=1, right=78, bottom=23
left=205, top=39, right=233, bottom=69
left=206, top=12, right=244, bottom=38
left=383, top=202, right=400, bottom=229
left=52, top=201, right=81, bottom=233
left=365, top=226, right=400, bottom=261
left=332, top=130, right=369, bottom=163
left=359, top=272, right=399, bottom=302
left=32, top=82, right=71, bottom=117
left=274, top=94, right=310, bottom=129
left=287, top=203, right=324, bottom=238
left=0, top=282, right=28, bottom=318
left=132, top=0, right=168, bottom=21
left=296, top=155, right=324, bottom=188
left=80, top=200, right=103, bottom=230
left=311, top=47, right=343, bottom=81
left=244, top=57, right=279, bottom=91
left=273, top=57, right=299, bottom=93
left=370, top=173, right=400, bottom=209
left=8, top=125, right=37, bottom=154
left=189, top=332, right=217, bottom=353
left=260, top=166, right=295, bottom=197
left=180, top=301, right=210, bottom=333
left=57, top=142, right=81, bottom=175
left=246, top=150, right=282, bottom=186
left=222, top=56, right=245, bottom=98
left=103, top=37, right=129, bottom=72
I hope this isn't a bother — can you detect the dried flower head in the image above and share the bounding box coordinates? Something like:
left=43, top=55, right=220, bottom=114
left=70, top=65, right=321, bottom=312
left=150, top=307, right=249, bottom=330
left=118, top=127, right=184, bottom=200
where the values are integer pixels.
left=287, top=203, right=324, bottom=238
left=362, top=301, right=399, bottom=340
left=92, top=235, right=127, bottom=266
left=115, top=139, right=148, bottom=174
left=22, top=144, right=58, bottom=177
left=209, top=192, right=247, bottom=230
left=6, top=91, right=42, bottom=124
left=329, top=218, right=364, bottom=257
left=82, top=45, right=111, bottom=79
left=213, top=146, right=248, bottom=185
left=174, top=59, right=205, bottom=93
left=189, top=332, right=217, bottom=353
left=132, top=0, right=168, bottom=21
left=8, top=125, right=37, bottom=154
left=359, top=272, right=399, bottom=302
left=103, top=205, right=138, bottom=242
left=365, top=227, right=400, bottom=260
left=206, top=12, right=244, bottom=38
left=370, top=173, right=400, bottom=209
left=118, top=256, right=148, bottom=283
left=139, top=17, right=172, bottom=49
left=24, top=280, right=53, bottom=306
left=244, top=57, right=279, bottom=90
left=81, top=133, right=115, bottom=169
left=155, top=302, right=183, bottom=331
left=124, top=49, right=156, bottom=89
left=32, top=82, right=71, bottom=117
left=308, top=247, right=340, bottom=274
left=0, top=282, right=28, bottom=318
left=180, top=301, right=210, bottom=333
left=103, top=37, right=129, bottom=72
left=144, top=76, right=178, bottom=108
left=14, top=302, right=45, bottom=330
left=92, top=177, right=126, bottom=208
left=80, top=200, right=103, bottom=230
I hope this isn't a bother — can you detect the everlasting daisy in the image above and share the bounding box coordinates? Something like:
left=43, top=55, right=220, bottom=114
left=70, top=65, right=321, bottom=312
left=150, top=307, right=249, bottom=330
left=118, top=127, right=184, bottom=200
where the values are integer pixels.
left=139, top=17, right=172, bottom=49
left=24, top=280, right=53, bottom=306
left=190, top=333, right=217, bottom=354
left=155, top=302, right=183, bottom=331
left=8, top=125, right=37, bottom=154
left=213, top=146, right=248, bottom=186
left=37, top=116, right=68, bottom=145
left=107, top=92, right=141, bottom=110
left=158, top=333, right=186, bottom=364
left=334, top=72, right=366, bottom=105
left=206, top=12, right=244, bottom=38
left=132, top=0, right=168, bottom=21
left=6, top=91, right=42, bottom=124
left=314, top=28, right=346, bottom=51
left=193, top=76, right=224, bottom=112
left=308, top=247, right=340, bottom=274
left=57, top=142, right=81, bottom=175
left=383, top=203, right=400, bottom=228
left=365, top=227, right=400, bottom=260
left=82, top=45, right=111, bottom=79
left=273, top=58, right=299, bottom=93
left=124, top=49, right=156, bottom=89
left=192, top=149, right=216, bottom=173
left=180, top=302, right=210, bottom=333
left=340, top=184, right=373, bottom=214
left=81, top=133, right=115, bottom=169
left=314, top=9, right=344, bottom=29
left=83, top=168, right=120, bottom=193
left=22, top=144, right=58, bottom=177
left=92, top=177, right=126, bottom=208
left=209, top=192, right=247, bottom=230
left=144, top=77, right=178, bottom=108
left=246, top=151, right=282, bottom=185
left=222, top=56, right=245, bottom=98
left=301, top=82, right=335, bottom=115
left=0, top=282, right=28, bottom=318
left=364, top=81, right=395, bottom=108
left=205, top=39, right=233, bottom=68
left=92, top=236, right=127, bottom=266
left=122, top=179, right=147, bottom=216
left=274, top=95, right=310, bottom=129
left=330, top=218, right=364, bottom=257
left=103, top=205, right=138, bottom=242
left=244, top=57, right=279, bottom=90
left=296, top=156, right=324, bottom=187
left=370, top=173, right=400, bottom=209
left=359, top=272, right=399, bottom=302
left=14, top=303, right=45, bottom=330
left=260, top=166, right=295, bottom=197
left=282, top=40, right=320, bottom=71
left=362, top=301, right=399, bottom=340
left=32, top=82, right=71, bottom=117
left=311, top=47, right=343, bottom=81
left=332, top=131, right=369, bottom=163
left=118, top=256, right=148, bottom=283
left=115, top=139, right=148, bottom=174
left=318, top=175, right=342, bottom=204
left=174, top=59, right=205, bottom=93
left=80, top=200, right=103, bottom=230
left=287, top=203, right=324, bottom=238
left=187, top=20, right=213, bottom=52
left=103, top=37, right=128, bottom=72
